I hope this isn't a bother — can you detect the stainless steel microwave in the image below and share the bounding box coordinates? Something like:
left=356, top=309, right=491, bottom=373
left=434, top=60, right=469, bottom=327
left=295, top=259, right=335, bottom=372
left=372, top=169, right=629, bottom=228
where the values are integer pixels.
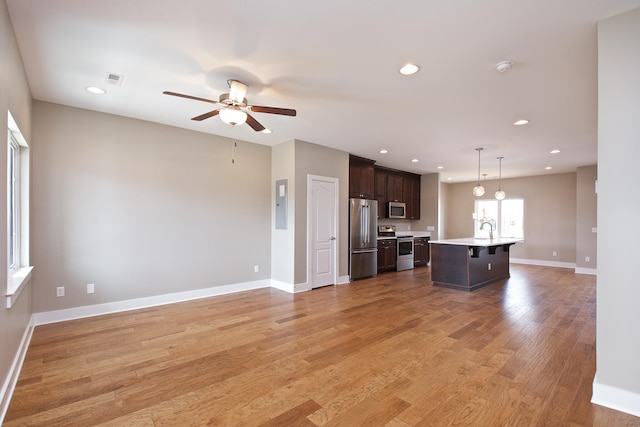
left=388, top=201, right=406, bottom=219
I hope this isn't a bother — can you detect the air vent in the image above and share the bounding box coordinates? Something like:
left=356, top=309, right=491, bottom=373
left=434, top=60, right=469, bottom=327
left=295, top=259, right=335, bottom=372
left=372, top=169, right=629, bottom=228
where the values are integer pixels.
left=105, top=72, right=124, bottom=86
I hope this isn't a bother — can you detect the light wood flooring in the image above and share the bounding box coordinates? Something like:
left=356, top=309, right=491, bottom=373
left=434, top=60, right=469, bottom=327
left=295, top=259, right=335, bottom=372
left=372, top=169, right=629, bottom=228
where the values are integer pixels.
left=5, top=264, right=640, bottom=426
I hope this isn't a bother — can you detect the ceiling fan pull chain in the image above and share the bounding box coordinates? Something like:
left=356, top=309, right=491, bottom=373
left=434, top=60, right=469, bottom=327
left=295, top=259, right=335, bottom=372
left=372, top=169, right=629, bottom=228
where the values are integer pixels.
left=231, top=139, right=237, bottom=164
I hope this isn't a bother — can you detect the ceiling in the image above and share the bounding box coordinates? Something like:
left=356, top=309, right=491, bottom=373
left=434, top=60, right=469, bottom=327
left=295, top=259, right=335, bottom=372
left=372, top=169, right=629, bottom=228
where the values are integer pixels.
left=6, top=0, right=640, bottom=183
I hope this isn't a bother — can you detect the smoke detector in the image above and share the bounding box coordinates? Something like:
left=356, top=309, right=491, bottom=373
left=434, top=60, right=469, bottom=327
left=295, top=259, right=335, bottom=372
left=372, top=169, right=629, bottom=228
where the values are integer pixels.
left=105, top=72, right=124, bottom=86
left=495, top=61, right=513, bottom=73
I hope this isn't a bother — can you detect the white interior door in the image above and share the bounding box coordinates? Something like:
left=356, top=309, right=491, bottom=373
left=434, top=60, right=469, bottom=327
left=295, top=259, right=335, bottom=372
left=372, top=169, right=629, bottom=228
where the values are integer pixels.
left=309, top=176, right=337, bottom=289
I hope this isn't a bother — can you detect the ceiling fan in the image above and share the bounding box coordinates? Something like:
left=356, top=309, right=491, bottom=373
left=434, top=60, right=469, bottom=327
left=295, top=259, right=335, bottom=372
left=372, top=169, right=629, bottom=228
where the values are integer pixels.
left=163, top=80, right=296, bottom=132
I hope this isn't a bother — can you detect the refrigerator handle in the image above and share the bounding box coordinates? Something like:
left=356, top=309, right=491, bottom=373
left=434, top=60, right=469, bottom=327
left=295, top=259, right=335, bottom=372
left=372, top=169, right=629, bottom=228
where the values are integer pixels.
left=360, top=206, right=365, bottom=244
left=363, top=205, right=369, bottom=245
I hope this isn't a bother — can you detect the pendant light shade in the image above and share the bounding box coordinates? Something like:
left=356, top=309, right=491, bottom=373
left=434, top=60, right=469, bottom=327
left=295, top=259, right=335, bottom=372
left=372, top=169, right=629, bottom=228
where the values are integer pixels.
left=472, top=148, right=485, bottom=197
left=495, top=156, right=506, bottom=200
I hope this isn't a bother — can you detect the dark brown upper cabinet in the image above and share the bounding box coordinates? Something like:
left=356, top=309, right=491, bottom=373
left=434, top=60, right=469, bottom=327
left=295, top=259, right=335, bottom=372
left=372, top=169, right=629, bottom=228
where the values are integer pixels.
left=374, top=166, right=421, bottom=219
left=349, top=155, right=375, bottom=199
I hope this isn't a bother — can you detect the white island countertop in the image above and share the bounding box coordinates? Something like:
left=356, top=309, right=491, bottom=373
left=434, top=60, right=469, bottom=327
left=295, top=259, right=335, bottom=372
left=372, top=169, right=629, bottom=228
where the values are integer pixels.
left=429, top=237, right=522, bottom=246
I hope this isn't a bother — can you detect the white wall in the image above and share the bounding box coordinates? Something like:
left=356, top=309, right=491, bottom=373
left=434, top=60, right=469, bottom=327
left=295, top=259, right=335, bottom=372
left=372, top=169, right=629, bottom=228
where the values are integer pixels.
left=594, top=6, right=640, bottom=415
left=31, top=102, right=272, bottom=312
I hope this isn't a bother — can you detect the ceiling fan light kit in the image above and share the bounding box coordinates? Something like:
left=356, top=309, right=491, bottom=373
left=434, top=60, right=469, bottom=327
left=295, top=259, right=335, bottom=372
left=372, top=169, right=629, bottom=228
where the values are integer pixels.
left=219, top=108, right=247, bottom=126
left=163, top=79, right=296, bottom=132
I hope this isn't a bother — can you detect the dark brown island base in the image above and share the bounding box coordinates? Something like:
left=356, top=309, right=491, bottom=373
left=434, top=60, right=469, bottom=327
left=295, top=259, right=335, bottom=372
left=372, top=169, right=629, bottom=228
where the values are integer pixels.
left=429, top=238, right=521, bottom=291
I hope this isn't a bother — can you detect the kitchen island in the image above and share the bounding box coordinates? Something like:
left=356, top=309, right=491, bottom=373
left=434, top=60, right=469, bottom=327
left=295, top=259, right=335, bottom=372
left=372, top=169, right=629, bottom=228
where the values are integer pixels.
left=429, top=238, right=521, bottom=291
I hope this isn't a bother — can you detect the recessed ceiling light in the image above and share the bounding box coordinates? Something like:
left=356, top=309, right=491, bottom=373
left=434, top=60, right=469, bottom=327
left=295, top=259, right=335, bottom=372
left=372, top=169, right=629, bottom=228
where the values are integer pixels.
left=379, top=149, right=388, bottom=154
left=495, top=60, right=514, bottom=73
left=545, top=166, right=553, bottom=170
left=437, top=166, right=444, bottom=169
left=411, top=158, right=419, bottom=163
left=261, top=128, right=272, bottom=134
left=447, top=177, right=453, bottom=181
left=550, top=149, right=560, bottom=154
left=513, top=119, right=530, bottom=126
left=86, top=86, right=106, bottom=95
left=399, top=63, right=419, bottom=75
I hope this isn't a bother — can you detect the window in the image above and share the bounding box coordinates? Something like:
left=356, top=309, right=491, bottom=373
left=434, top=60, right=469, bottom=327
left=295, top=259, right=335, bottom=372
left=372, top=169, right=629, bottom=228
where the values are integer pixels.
left=474, top=198, right=524, bottom=239
left=6, top=112, right=32, bottom=308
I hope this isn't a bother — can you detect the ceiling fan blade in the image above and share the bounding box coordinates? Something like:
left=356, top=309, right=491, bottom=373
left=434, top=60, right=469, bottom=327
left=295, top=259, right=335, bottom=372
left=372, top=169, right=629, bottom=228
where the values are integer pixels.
left=249, top=105, right=297, bottom=116
left=163, top=91, right=221, bottom=105
left=228, top=80, right=248, bottom=104
left=245, top=113, right=266, bottom=132
left=191, top=109, right=220, bottom=121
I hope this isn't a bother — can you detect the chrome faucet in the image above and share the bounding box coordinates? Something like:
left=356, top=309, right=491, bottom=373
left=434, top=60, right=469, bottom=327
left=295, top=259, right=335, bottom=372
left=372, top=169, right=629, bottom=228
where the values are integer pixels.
left=479, top=220, right=494, bottom=240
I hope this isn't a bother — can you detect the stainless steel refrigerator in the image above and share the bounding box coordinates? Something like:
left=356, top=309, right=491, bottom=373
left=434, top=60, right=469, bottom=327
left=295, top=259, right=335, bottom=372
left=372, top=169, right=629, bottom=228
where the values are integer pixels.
left=349, top=198, right=378, bottom=280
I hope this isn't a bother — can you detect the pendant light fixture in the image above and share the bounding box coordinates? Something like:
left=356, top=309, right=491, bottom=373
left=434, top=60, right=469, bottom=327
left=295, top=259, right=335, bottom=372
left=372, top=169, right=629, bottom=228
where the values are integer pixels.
left=495, top=156, right=506, bottom=200
left=472, top=148, right=485, bottom=197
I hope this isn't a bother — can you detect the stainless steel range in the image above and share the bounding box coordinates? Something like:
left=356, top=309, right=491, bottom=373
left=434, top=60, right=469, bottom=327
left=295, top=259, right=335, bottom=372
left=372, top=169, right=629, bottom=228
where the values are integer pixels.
left=396, top=235, right=414, bottom=271
left=378, top=225, right=414, bottom=271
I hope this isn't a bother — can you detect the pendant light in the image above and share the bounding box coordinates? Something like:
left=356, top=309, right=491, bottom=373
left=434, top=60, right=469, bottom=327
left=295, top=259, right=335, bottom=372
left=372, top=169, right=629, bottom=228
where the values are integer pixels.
left=495, top=156, right=506, bottom=200
left=472, top=148, right=485, bottom=197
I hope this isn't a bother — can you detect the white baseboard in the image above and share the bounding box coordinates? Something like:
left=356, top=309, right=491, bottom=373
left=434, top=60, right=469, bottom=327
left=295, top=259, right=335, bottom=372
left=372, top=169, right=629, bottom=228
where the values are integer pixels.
left=592, top=374, right=640, bottom=417
left=510, top=258, right=576, bottom=269
left=575, top=267, right=597, bottom=275
left=33, top=279, right=271, bottom=325
left=337, top=275, right=350, bottom=285
left=270, top=280, right=296, bottom=293
left=0, top=316, right=35, bottom=425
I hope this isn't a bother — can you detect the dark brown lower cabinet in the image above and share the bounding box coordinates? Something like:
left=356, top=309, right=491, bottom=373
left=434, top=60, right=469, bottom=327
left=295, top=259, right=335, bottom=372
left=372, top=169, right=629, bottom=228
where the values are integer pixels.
left=414, top=237, right=430, bottom=266
left=377, top=239, right=397, bottom=272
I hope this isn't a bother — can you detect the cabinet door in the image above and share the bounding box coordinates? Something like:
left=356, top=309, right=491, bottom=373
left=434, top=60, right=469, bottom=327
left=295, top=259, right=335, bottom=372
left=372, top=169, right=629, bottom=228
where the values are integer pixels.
left=377, top=240, right=385, bottom=272
left=386, top=173, right=403, bottom=202
left=386, top=241, right=397, bottom=270
left=413, top=238, right=428, bottom=266
left=403, top=174, right=421, bottom=219
left=349, top=156, right=375, bottom=199
left=374, top=171, right=388, bottom=216
left=377, top=240, right=397, bottom=272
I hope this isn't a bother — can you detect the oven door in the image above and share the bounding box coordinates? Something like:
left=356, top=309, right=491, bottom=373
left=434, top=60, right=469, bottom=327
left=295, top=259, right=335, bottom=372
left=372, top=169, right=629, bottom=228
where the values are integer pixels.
left=397, top=237, right=414, bottom=271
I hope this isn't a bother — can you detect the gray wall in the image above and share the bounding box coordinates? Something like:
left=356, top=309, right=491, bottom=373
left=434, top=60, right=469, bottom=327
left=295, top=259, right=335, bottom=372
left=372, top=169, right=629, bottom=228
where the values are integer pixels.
left=576, top=165, right=597, bottom=270
left=293, top=140, right=349, bottom=284
left=442, top=173, right=577, bottom=263
left=271, top=140, right=296, bottom=285
left=31, top=102, right=272, bottom=312
left=597, top=6, right=640, bottom=397
left=271, top=139, right=349, bottom=288
left=0, top=0, right=34, bottom=413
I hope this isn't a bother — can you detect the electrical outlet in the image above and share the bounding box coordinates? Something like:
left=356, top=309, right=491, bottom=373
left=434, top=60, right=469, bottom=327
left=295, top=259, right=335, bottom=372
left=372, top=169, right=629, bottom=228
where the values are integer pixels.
left=592, top=227, right=597, bottom=233
left=585, top=256, right=590, bottom=263
left=552, top=251, right=557, bottom=257
left=488, top=263, right=492, bottom=271
left=254, top=265, right=259, bottom=273
left=56, top=286, right=65, bottom=297
left=427, top=226, right=435, bottom=231
left=87, top=283, right=95, bottom=294
left=408, top=224, right=411, bottom=230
